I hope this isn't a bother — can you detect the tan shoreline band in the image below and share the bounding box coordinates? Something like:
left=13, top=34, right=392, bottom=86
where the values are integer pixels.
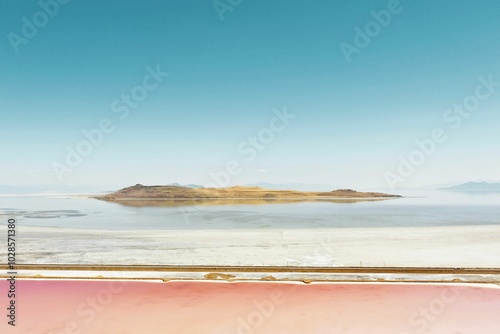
left=2, top=264, right=500, bottom=274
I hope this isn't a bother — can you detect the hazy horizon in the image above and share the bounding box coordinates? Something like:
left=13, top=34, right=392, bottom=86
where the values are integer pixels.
left=2, top=180, right=500, bottom=195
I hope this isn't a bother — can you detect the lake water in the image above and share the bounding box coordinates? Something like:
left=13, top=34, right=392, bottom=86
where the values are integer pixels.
left=1, top=190, right=499, bottom=230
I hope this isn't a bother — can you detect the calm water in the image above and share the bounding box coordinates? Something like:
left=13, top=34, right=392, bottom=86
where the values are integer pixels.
left=1, top=190, right=500, bottom=230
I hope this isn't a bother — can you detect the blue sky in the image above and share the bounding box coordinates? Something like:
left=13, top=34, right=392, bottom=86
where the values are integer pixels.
left=1, top=0, right=499, bottom=190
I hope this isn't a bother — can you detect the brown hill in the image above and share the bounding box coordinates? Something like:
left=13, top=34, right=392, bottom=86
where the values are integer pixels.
left=96, top=184, right=401, bottom=201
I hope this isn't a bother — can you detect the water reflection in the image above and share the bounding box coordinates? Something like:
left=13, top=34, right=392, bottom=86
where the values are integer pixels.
left=105, top=198, right=394, bottom=208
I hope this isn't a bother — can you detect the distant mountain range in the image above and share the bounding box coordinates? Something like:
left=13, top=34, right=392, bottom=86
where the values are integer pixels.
left=0, top=182, right=334, bottom=194
left=442, top=182, right=500, bottom=191
left=4, top=182, right=499, bottom=195
left=246, top=182, right=336, bottom=192
left=168, top=183, right=204, bottom=189
left=166, top=182, right=338, bottom=191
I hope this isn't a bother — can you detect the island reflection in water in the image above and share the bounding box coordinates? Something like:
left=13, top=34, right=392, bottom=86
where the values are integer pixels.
left=105, top=198, right=393, bottom=208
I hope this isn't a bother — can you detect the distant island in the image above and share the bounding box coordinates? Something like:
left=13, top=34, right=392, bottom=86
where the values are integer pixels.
left=442, top=182, right=500, bottom=191
left=96, top=184, right=401, bottom=201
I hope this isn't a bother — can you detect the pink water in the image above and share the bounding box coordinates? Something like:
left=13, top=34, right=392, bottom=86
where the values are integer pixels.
left=1, top=280, right=499, bottom=333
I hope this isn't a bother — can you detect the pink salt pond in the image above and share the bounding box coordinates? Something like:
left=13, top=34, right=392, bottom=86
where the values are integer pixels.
left=1, top=280, right=499, bottom=333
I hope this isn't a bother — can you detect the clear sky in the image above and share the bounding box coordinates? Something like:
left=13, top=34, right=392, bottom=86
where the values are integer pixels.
left=1, top=0, right=499, bottom=191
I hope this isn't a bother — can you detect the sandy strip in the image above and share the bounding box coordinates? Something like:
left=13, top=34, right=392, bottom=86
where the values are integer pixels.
left=2, top=224, right=500, bottom=267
